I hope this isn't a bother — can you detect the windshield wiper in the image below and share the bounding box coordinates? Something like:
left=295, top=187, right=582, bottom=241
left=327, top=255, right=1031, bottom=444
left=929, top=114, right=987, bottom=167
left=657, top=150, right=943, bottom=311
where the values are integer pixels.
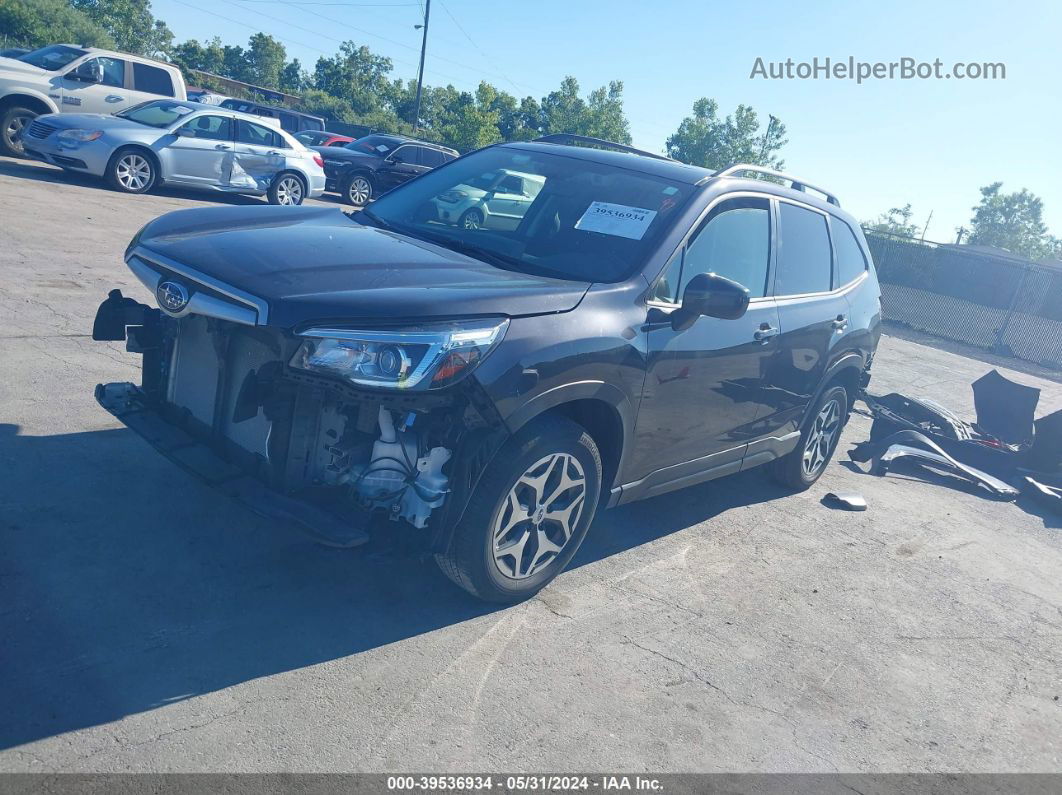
left=414, top=230, right=525, bottom=271
left=354, top=208, right=396, bottom=231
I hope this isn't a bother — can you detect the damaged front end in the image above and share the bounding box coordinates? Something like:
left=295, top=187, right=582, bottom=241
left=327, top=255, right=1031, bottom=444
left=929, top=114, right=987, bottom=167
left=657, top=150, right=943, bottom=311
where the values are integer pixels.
left=92, top=285, right=509, bottom=549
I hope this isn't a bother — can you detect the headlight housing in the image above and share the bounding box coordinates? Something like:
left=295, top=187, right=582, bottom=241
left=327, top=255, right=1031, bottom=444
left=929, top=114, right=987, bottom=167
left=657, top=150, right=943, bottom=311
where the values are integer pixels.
left=290, top=319, right=508, bottom=390
left=58, top=129, right=104, bottom=143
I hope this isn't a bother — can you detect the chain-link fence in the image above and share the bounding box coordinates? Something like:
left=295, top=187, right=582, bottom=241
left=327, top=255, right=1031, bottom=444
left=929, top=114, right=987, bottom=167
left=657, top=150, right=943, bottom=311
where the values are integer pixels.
left=864, top=231, right=1062, bottom=369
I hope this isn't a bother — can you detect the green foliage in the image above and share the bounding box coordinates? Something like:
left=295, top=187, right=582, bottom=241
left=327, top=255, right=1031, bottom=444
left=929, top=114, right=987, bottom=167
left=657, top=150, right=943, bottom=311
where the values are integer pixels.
left=539, top=77, right=631, bottom=144
left=967, top=182, right=1057, bottom=261
left=70, top=0, right=171, bottom=56
left=0, top=0, right=114, bottom=49
left=665, top=98, right=787, bottom=170
left=244, top=32, right=285, bottom=89
left=864, top=204, right=920, bottom=238
left=312, top=41, right=395, bottom=117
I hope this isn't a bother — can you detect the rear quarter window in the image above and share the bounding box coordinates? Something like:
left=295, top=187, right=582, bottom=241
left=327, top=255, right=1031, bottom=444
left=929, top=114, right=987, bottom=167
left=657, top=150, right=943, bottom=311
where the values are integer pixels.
left=832, top=217, right=868, bottom=287
left=132, top=63, right=175, bottom=97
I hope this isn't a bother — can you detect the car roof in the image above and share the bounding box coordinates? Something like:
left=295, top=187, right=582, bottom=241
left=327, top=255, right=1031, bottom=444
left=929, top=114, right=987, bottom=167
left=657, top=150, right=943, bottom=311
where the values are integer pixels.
left=138, top=99, right=286, bottom=130
left=501, top=141, right=714, bottom=185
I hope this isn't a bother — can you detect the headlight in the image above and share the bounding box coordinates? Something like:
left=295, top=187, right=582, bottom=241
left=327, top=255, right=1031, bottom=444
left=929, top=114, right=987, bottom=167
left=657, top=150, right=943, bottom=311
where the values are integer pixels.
left=290, top=319, right=508, bottom=389
left=57, top=129, right=104, bottom=142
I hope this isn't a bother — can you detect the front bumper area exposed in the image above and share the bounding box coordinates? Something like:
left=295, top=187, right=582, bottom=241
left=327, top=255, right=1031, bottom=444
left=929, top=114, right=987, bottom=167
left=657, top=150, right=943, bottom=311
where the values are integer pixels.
left=96, top=381, right=370, bottom=547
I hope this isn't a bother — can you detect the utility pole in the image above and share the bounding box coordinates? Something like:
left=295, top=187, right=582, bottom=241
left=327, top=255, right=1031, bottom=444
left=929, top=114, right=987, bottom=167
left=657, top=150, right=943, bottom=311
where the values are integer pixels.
left=412, top=0, right=431, bottom=133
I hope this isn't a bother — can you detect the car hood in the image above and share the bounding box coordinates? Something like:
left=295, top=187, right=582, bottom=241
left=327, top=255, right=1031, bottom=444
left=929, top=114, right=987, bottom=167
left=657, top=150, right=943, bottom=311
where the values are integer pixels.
left=36, top=113, right=151, bottom=132
left=0, top=57, right=47, bottom=76
left=132, top=206, right=591, bottom=328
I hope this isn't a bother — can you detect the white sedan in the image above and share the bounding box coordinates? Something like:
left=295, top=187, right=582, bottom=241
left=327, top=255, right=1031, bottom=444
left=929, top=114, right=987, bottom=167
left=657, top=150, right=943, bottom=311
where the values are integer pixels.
left=430, top=168, right=545, bottom=230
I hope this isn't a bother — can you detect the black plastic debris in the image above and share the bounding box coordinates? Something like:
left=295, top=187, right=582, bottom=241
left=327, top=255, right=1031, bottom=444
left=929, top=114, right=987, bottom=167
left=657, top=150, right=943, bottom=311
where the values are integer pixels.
left=972, top=369, right=1040, bottom=444
left=823, top=492, right=868, bottom=511
left=851, top=429, right=1020, bottom=500
left=853, top=369, right=1060, bottom=504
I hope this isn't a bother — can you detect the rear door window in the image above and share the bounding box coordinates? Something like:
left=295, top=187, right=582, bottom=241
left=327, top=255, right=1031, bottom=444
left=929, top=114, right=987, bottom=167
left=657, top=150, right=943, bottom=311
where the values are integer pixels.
left=132, top=63, right=174, bottom=96
left=831, top=218, right=868, bottom=287
left=775, top=202, right=832, bottom=296
left=420, top=148, right=446, bottom=167
left=237, top=120, right=285, bottom=149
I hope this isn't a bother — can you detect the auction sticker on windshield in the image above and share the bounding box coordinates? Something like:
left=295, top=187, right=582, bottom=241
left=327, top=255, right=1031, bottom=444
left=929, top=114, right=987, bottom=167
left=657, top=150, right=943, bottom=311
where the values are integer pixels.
left=575, top=201, right=658, bottom=240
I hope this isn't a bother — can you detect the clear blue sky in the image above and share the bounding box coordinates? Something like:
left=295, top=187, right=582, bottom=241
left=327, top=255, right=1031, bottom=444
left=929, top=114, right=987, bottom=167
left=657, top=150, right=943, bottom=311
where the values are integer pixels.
left=153, top=0, right=1062, bottom=242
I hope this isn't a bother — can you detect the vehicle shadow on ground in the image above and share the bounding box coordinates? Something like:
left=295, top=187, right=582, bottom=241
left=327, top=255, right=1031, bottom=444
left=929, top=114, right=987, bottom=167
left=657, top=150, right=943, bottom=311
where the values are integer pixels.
left=0, top=422, right=785, bottom=750
left=0, top=156, right=276, bottom=207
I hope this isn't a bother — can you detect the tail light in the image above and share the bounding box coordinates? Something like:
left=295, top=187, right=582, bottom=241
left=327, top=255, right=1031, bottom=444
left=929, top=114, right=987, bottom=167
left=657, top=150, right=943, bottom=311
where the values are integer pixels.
left=313, top=154, right=324, bottom=168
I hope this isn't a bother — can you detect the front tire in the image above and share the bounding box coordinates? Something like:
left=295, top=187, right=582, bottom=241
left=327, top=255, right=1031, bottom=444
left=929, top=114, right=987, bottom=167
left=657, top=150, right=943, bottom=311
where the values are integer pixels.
left=459, top=208, right=484, bottom=230
left=341, top=172, right=373, bottom=206
left=1, top=105, right=37, bottom=157
left=106, top=148, right=156, bottom=194
left=268, top=172, right=305, bottom=205
left=770, top=384, right=848, bottom=490
left=435, top=416, right=602, bottom=602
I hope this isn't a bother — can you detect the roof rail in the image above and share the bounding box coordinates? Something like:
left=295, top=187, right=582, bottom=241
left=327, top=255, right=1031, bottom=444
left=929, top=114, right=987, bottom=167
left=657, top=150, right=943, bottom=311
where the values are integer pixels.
left=712, top=164, right=840, bottom=206
left=532, top=134, right=674, bottom=162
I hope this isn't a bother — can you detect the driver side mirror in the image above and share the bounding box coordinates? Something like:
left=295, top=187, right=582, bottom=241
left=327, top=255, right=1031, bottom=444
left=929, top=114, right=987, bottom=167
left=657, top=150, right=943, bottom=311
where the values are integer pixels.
left=387, top=154, right=403, bottom=164
left=71, top=60, right=102, bottom=83
left=174, top=127, right=193, bottom=137
left=671, top=272, right=750, bottom=331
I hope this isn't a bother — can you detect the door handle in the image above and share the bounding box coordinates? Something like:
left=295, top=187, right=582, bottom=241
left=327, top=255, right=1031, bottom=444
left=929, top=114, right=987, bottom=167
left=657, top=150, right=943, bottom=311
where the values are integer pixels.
left=831, top=314, right=848, bottom=331
left=267, top=150, right=282, bottom=155
left=215, top=144, right=230, bottom=150
left=105, top=94, right=124, bottom=102
left=754, top=323, right=779, bottom=342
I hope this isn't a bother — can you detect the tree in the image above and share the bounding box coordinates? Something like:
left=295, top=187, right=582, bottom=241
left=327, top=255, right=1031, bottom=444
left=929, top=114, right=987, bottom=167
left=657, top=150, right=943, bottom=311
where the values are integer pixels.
left=864, top=204, right=920, bottom=238
left=245, top=33, right=286, bottom=89
left=313, top=42, right=395, bottom=116
left=171, top=37, right=226, bottom=75
left=967, top=182, right=1055, bottom=260
left=0, top=0, right=114, bottom=49
left=279, top=59, right=306, bottom=93
left=436, top=82, right=502, bottom=152
left=70, top=0, right=172, bottom=56
left=665, top=98, right=787, bottom=170
left=538, top=77, right=632, bottom=143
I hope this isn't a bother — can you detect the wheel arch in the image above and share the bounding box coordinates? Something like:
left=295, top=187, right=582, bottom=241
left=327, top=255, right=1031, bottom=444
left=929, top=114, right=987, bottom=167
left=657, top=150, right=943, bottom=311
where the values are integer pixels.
left=504, top=381, right=633, bottom=494
left=804, top=353, right=864, bottom=427
left=0, top=92, right=56, bottom=116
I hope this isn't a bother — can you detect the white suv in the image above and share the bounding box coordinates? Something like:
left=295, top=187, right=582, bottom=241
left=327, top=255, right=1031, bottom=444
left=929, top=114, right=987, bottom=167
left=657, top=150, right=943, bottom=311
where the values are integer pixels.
left=0, top=44, right=187, bottom=156
left=431, top=168, right=546, bottom=230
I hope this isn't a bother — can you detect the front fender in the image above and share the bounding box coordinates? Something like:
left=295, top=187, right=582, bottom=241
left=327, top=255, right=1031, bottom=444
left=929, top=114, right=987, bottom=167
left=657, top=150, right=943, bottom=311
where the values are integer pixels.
left=0, top=87, right=59, bottom=114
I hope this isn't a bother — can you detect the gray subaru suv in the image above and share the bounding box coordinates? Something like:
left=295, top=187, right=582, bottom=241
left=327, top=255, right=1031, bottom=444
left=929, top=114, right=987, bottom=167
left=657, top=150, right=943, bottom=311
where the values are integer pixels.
left=92, top=134, right=881, bottom=602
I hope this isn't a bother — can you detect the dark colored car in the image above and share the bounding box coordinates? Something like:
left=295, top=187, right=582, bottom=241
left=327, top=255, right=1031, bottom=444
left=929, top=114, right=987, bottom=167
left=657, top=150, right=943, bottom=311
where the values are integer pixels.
left=294, top=130, right=354, bottom=148
left=92, top=134, right=881, bottom=602
left=217, top=98, right=325, bottom=134
left=316, top=133, right=458, bottom=205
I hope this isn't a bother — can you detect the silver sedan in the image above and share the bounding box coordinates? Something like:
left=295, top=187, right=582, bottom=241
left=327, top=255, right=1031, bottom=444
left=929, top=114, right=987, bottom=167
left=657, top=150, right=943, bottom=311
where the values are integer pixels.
left=21, top=99, right=325, bottom=205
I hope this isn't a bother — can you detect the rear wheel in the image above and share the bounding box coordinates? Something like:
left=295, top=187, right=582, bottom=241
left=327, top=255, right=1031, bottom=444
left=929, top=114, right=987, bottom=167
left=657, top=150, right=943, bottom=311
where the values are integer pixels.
left=770, top=384, right=848, bottom=490
left=268, top=172, right=305, bottom=205
left=341, top=173, right=373, bottom=206
left=106, top=148, right=156, bottom=194
left=1, top=105, right=37, bottom=157
left=435, top=416, right=602, bottom=602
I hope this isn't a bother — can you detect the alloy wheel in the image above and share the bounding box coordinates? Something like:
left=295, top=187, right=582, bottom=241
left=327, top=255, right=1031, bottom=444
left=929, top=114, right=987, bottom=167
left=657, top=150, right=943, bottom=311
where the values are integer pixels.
left=802, top=397, right=842, bottom=478
left=462, top=211, right=482, bottom=230
left=116, top=154, right=151, bottom=191
left=348, top=177, right=371, bottom=205
left=492, top=452, right=587, bottom=580
left=275, top=175, right=303, bottom=205
left=5, top=113, right=30, bottom=153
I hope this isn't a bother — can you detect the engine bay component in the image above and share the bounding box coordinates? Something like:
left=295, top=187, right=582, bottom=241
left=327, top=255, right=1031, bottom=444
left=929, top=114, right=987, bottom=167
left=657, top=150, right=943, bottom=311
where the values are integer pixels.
left=345, top=406, right=452, bottom=528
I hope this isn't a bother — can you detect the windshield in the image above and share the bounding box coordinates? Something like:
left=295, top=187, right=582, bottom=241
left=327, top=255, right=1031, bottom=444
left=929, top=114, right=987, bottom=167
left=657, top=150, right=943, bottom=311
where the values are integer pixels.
left=345, top=135, right=401, bottom=155
left=362, top=146, right=695, bottom=282
left=116, top=100, right=195, bottom=128
left=17, top=45, right=87, bottom=71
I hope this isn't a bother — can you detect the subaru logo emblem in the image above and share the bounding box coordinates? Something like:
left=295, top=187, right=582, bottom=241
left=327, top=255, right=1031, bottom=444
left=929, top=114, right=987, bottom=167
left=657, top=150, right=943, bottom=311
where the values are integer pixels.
left=157, top=280, right=190, bottom=313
